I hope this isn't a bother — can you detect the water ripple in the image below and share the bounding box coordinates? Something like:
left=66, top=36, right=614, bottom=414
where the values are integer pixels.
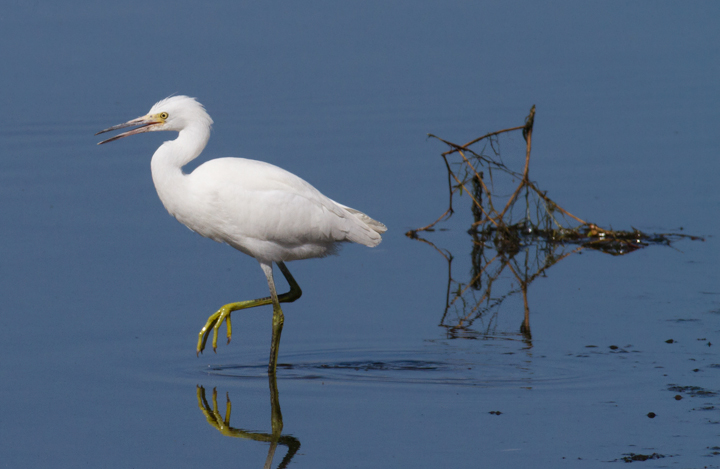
left=201, top=348, right=592, bottom=389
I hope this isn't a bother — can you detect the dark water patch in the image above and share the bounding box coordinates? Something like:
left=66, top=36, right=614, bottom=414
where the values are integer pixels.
left=693, top=405, right=716, bottom=411
left=618, top=452, right=666, bottom=463
left=667, top=384, right=717, bottom=397
left=575, top=344, right=640, bottom=357
left=314, top=359, right=446, bottom=372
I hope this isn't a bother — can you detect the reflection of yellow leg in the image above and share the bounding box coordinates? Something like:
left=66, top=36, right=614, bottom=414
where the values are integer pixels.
left=195, top=378, right=301, bottom=467
left=196, top=261, right=302, bottom=360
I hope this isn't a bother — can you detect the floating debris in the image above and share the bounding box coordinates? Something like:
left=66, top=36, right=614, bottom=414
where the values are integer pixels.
left=407, top=106, right=703, bottom=338
left=407, top=105, right=702, bottom=255
left=667, top=384, right=717, bottom=397
left=620, top=453, right=665, bottom=462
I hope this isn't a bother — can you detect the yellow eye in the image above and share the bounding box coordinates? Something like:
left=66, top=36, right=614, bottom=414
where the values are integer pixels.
left=159, top=112, right=169, bottom=119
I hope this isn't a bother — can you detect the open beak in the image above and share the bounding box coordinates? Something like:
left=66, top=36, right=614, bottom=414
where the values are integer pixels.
left=96, top=115, right=163, bottom=145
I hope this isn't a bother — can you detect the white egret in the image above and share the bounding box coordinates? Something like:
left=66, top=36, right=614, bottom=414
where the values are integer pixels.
left=96, top=96, right=386, bottom=374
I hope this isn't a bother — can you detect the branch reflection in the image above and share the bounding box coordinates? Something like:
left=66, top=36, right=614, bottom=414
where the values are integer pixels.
left=196, top=375, right=300, bottom=469
left=418, top=231, right=584, bottom=345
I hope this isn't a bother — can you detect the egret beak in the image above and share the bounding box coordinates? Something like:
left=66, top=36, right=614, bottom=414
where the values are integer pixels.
left=96, top=115, right=163, bottom=145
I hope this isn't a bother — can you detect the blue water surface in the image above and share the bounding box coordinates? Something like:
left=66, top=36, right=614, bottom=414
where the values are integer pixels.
left=0, top=2, right=719, bottom=468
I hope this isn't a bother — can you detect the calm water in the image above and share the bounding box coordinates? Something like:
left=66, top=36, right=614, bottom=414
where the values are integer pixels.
left=1, top=2, right=719, bottom=468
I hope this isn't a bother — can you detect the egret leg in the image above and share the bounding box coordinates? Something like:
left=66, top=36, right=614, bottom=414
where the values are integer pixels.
left=260, top=261, right=284, bottom=375
left=196, top=261, right=302, bottom=364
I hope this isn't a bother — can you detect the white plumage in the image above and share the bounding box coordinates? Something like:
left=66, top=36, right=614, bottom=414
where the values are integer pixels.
left=97, top=95, right=385, bottom=373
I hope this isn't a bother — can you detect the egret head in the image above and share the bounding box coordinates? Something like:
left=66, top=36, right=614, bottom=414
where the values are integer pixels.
left=96, top=95, right=213, bottom=144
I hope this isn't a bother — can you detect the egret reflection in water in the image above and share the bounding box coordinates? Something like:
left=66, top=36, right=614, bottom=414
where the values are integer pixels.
left=197, top=376, right=300, bottom=469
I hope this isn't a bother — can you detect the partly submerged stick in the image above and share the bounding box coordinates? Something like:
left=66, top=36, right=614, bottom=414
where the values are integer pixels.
left=408, top=105, right=701, bottom=255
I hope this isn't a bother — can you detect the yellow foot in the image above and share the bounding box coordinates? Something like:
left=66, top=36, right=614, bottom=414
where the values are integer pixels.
left=197, top=304, right=234, bottom=355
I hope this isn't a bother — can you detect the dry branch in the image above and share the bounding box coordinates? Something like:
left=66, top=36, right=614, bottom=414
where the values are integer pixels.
left=407, top=105, right=700, bottom=256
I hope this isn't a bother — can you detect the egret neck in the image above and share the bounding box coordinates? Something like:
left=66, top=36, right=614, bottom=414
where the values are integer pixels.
left=150, top=121, right=211, bottom=221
